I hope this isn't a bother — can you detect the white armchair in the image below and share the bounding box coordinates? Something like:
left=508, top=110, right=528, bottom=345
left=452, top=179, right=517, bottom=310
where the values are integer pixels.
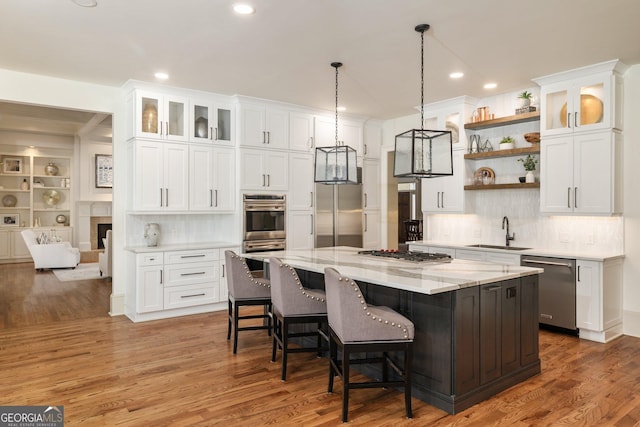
left=21, top=229, right=80, bottom=271
left=99, top=229, right=112, bottom=278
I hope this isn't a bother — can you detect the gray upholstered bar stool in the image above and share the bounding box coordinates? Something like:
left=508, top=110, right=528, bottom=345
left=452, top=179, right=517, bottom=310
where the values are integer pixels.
left=269, top=256, right=328, bottom=381
left=324, top=267, right=415, bottom=422
left=225, top=250, right=272, bottom=354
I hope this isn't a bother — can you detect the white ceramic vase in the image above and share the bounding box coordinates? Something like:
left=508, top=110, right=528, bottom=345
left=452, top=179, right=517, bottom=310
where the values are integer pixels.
left=525, top=171, right=535, bottom=183
left=144, top=223, right=160, bottom=247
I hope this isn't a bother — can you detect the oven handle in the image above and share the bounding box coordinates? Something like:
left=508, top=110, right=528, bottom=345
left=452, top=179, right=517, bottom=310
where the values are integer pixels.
left=244, top=240, right=286, bottom=252
left=244, top=204, right=285, bottom=211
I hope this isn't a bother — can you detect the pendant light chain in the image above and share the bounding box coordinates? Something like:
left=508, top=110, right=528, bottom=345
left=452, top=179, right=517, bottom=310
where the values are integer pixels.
left=420, top=28, right=425, bottom=133
left=335, top=63, right=339, bottom=147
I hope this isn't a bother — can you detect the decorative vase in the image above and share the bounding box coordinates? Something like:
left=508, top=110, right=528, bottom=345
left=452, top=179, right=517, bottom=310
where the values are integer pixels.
left=142, top=103, right=158, bottom=134
left=21, top=179, right=29, bottom=190
left=519, top=98, right=531, bottom=108
left=525, top=171, right=535, bottom=183
left=144, top=223, right=160, bottom=247
left=44, top=162, right=59, bottom=176
left=195, top=116, right=208, bottom=138
left=56, top=214, right=67, bottom=225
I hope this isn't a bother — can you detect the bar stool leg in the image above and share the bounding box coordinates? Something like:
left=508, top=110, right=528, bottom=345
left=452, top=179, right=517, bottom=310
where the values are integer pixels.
left=405, top=343, right=413, bottom=419
left=227, top=299, right=232, bottom=340
left=342, top=345, right=350, bottom=423
left=233, top=303, right=240, bottom=354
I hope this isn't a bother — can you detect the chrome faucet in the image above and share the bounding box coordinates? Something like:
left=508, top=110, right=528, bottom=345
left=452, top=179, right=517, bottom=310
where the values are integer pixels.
left=502, top=216, right=515, bottom=247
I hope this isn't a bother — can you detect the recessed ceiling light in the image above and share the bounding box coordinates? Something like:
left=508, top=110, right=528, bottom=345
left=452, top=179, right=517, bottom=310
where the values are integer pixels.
left=71, top=0, right=98, bottom=7
left=233, top=4, right=255, bottom=15
left=337, top=106, right=346, bottom=112
left=449, top=72, right=464, bottom=79
left=484, top=82, right=497, bottom=89
left=154, top=72, right=169, bottom=80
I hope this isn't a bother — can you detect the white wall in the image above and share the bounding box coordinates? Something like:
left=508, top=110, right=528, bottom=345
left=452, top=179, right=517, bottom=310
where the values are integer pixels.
left=623, top=65, right=640, bottom=337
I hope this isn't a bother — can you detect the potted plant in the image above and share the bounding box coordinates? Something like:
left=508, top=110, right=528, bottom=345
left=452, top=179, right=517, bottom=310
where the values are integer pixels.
left=518, top=154, right=538, bottom=183
left=499, top=136, right=515, bottom=150
left=518, top=90, right=533, bottom=108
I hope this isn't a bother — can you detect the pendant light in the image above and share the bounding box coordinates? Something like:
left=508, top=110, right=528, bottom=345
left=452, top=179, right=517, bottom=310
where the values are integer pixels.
left=394, top=24, right=453, bottom=178
left=314, top=62, right=358, bottom=184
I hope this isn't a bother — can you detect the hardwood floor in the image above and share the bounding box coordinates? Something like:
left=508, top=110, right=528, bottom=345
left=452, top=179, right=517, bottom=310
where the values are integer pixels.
left=2, top=264, right=640, bottom=425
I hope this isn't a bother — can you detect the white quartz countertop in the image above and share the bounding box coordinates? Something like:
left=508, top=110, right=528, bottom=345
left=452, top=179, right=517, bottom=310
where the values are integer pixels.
left=243, top=247, right=542, bottom=295
left=410, top=241, right=625, bottom=262
left=125, top=241, right=239, bottom=253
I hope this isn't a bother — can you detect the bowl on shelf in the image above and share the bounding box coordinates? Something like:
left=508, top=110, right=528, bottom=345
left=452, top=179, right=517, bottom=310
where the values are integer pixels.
left=2, top=194, right=17, bottom=207
left=524, top=132, right=541, bottom=144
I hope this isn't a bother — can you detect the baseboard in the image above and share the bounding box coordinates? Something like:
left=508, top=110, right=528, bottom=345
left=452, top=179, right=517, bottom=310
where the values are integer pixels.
left=623, top=310, right=640, bottom=338
left=109, top=293, right=125, bottom=316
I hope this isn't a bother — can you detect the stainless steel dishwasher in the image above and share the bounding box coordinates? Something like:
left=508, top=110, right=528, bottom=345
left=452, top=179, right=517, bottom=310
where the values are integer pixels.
left=521, top=255, right=577, bottom=332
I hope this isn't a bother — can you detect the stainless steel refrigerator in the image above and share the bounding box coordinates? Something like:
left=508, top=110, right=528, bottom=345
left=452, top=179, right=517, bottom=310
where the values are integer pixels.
left=315, top=179, right=363, bottom=248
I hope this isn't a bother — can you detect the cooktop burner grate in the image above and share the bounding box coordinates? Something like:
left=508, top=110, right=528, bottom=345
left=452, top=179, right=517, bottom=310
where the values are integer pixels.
left=357, top=250, right=452, bottom=263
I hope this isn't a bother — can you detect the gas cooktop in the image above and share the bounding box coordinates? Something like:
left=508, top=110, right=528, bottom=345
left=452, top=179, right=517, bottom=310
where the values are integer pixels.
left=357, top=250, right=453, bottom=263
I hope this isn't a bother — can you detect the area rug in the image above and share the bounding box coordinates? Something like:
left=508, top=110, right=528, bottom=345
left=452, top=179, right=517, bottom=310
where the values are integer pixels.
left=52, top=263, right=103, bottom=282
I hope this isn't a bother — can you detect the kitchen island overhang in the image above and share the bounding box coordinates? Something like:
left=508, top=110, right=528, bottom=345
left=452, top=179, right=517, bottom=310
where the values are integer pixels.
left=244, top=247, right=543, bottom=414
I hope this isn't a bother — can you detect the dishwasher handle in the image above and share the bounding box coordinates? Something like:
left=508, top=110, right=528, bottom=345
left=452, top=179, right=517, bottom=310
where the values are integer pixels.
left=521, top=258, right=574, bottom=268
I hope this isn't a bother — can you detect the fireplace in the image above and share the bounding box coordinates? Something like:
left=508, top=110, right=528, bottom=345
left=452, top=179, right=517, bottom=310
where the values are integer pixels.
left=90, top=216, right=112, bottom=250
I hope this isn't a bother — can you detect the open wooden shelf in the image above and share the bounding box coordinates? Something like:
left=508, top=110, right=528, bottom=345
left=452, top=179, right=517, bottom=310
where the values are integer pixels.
left=464, top=183, right=540, bottom=191
left=464, top=146, right=540, bottom=160
left=464, top=111, right=540, bottom=130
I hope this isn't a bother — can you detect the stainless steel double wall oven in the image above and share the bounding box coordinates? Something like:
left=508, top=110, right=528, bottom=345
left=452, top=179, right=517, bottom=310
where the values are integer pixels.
left=243, top=194, right=286, bottom=252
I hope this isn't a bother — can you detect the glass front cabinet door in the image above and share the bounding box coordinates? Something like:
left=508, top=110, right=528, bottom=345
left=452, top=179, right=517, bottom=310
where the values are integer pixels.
left=191, top=99, right=234, bottom=144
left=135, top=91, right=189, bottom=142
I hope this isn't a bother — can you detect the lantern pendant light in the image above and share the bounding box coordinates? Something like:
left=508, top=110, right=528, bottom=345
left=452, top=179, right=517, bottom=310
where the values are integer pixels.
left=394, top=24, right=453, bottom=179
left=314, top=62, right=358, bottom=184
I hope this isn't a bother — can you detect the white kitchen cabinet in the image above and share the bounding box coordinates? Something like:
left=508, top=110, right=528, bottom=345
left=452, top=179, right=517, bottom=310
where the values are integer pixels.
left=362, top=210, right=380, bottom=249
left=362, top=159, right=380, bottom=210
left=540, top=131, right=622, bottom=214
left=0, top=230, right=10, bottom=258
left=576, top=258, right=623, bottom=343
left=289, top=112, right=315, bottom=152
left=239, top=149, right=288, bottom=191
left=288, top=153, right=314, bottom=210
left=240, top=104, right=289, bottom=149
left=131, top=90, right=189, bottom=142
left=190, top=98, right=234, bottom=145
left=422, top=96, right=478, bottom=152
left=132, top=140, right=189, bottom=212
left=535, top=60, right=625, bottom=137
left=422, top=150, right=466, bottom=213
left=189, top=146, right=235, bottom=212
left=363, top=122, right=382, bottom=159
left=135, top=253, right=165, bottom=313
left=288, top=211, right=315, bottom=250
left=314, top=116, right=363, bottom=155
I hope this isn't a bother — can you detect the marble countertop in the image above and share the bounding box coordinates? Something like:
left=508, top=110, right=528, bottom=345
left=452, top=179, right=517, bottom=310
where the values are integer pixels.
left=243, top=246, right=542, bottom=295
left=125, top=241, right=239, bottom=253
left=409, top=240, right=624, bottom=262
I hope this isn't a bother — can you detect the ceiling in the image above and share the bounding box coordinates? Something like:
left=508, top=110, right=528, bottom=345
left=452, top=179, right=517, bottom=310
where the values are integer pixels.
left=1, top=0, right=640, bottom=135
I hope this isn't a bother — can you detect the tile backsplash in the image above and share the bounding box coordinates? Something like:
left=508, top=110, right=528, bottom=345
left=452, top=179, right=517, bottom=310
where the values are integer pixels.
left=425, top=189, right=623, bottom=254
left=126, top=214, right=240, bottom=247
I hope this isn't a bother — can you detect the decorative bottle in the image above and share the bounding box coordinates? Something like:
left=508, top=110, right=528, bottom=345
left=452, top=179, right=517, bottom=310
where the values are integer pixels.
left=20, top=179, right=29, bottom=190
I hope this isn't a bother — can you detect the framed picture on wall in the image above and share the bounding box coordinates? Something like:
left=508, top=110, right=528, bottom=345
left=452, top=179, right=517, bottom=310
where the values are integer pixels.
left=95, top=154, right=113, bottom=188
left=2, top=158, right=23, bottom=174
left=2, top=213, right=19, bottom=226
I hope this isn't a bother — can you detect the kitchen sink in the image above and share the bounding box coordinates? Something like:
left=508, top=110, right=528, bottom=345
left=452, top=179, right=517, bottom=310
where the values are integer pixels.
left=465, top=244, right=531, bottom=251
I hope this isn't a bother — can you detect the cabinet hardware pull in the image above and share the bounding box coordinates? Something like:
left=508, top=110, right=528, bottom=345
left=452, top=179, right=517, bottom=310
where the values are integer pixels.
left=540, top=313, right=553, bottom=319
left=309, top=136, right=314, bottom=149
left=267, top=131, right=271, bottom=144
left=567, top=187, right=571, bottom=208
left=160, top=270, right=163, bottom=284
left=364, top=193, right=368, bottom=208
left=222, top=264, right=225, bottom=278
left=310, top=214, right=314, bottom=235
left=577, top=265, right=581, bottom=282
left=209, top=126, right=213, bottom=140
left=485, top=286, right=501, bottom=292
left=364, top=144, right=367, bottom=155
left=364, top=213, right=368, bottom=232
left=210, top=189, right=213, bottom=207
left=567, top=113, right=571, bottom=128
left=181, top=254, right=206, bottom=258
left=507, top=287, right=517, bottom=298
left=180, top=272, right=206, bottom=276
left=267, top=174, right=270, bottom=187
left=262, top=131, right=266, bottom=144
left=310, top=192, right=313, bottom=208
left=574, top=112, right=578, bottom=128
left=522, top=259, right=573, bottom=268
left=214, top=127, right=218, bottom=141
left=214, top=189, right=218, bottom=207
left=574, top=187, right=578, bottom=208
left=436, top=192, right=440, bottom=208
left=165, top=188, right=169, bottom=207
left=181, top=293, right=206, bottom=298
left=165, top=122, right=169, bottom=136
left=160, top=188, right=163, bottom=207
left=441, top=192, right=445, bottom=208
left=262, top=174, right=265, bottom=187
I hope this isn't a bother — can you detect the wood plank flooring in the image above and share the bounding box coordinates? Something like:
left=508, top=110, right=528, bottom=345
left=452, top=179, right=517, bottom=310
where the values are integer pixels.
left=2, top=263, right=640, bottom=425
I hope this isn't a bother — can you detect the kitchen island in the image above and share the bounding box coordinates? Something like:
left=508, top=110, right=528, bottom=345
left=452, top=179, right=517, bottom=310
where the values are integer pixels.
left=245, top=247, right=543, bottom=414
